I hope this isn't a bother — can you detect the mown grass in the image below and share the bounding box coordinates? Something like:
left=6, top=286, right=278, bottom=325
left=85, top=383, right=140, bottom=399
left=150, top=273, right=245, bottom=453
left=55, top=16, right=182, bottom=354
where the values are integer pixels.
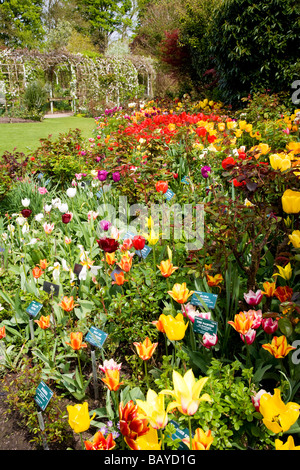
left=0, top=116, right=96, bottom=155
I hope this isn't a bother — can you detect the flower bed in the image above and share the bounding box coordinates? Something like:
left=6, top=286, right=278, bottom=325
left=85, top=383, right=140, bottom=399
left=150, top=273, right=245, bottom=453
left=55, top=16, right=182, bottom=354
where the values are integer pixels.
left=0, top=95, right=299, bottom=451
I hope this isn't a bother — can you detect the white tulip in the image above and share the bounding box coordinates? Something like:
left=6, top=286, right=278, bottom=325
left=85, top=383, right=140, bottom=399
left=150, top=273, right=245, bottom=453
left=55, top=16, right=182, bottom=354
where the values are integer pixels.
left=21, top=198, right=30, bottom=207
left=66, top=187, right=77, bottom=198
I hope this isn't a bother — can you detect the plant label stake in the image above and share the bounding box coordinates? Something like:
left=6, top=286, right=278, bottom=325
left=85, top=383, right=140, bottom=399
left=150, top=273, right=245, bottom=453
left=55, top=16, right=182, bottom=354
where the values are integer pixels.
left=34, top=381, right=53, bottom=450
left=26, top=301, right=43, bottom=342
left=85, top=327, right=108, bottom=400
left=91, top=347, right=99, bottom=400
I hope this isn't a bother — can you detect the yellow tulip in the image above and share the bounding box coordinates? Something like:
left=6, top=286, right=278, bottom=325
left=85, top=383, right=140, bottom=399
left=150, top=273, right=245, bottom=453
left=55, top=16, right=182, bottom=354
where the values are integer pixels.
left=269, top=153, right=291, bottom=172
left=257, top=143, right=271, bottom=155
left=238, top=120, right=247, bottom=130
left=273, top=262, right=292, bottom=281
left=275, top=435, right=300, bottom=450
left=136, top=389, right=168, bottom=430
left=160, top=369, right=211, bottom=416
left=132, top=425, right=161, bottom=450
left=161, top=313, right=189, bottom=341
left=259, top=388, right=300, bottom=434
left=67, top=402, right=94, bottom=434
left=288, top=230, right=300, bottom=249
left=262, top=335, right=296, bottom=359
left=167, top=282, right=194, bottom=304
left=282, top=189, right=300, bottom=214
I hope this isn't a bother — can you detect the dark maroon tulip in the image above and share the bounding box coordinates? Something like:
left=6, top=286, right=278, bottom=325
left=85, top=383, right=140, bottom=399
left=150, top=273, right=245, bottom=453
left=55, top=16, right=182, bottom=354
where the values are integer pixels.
left=21, top=209, right=32, bottom=218
left=62, top=213, right=72, bottom=224
left=97, top=237, right=119, bottom=253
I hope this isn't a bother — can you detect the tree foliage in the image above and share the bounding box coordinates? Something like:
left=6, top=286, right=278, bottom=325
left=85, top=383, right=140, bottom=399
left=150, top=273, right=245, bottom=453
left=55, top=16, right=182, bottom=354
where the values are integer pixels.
left=0, top=0, right=45, bottom=49
left=209, top=0, right=300, bottom=105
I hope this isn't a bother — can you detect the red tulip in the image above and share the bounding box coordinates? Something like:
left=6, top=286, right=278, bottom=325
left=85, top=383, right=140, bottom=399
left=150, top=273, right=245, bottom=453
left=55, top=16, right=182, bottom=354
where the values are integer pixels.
left=21, top=209, right=32, bottom=218
left=132, top=235, right=145, bottom=250
left=155, top=181, right=168, bottom=194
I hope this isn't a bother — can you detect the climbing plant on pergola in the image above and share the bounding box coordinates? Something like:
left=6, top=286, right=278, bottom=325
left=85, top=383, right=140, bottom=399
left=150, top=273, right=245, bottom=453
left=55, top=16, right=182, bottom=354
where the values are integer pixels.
left=0, top=48, right=155, bottom=113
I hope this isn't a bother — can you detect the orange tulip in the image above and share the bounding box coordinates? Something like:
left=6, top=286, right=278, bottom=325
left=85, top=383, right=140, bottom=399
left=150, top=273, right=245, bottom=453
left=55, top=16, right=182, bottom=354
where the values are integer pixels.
left=112, top=271, right=127, bottom=286
left=59, top=296, right=78, bottom=312
left=228, top=311, right=254, bottom=336
left=85, top=431, right=116, bottom=450
left=39, top=259, right=49, bottom=270
left=206, top=273, right=223, bottom=287
left=262, top=281, right=276, bottom=297
left=157, top=259, right=178, bottom=278
left=119, top=400, right=149, bottom=449
left=274, top=286, right=293, bottom=303
left=66, top=332, right=87, bottom=350
left=105, top=252, right=116, bottom=266
left=32, top=266, right=44, bottom=279
left=0, top=326, right=5, bottom=339
left=101, top=369, right=124, bottom=391
left=133, top=337, right=158, bottom=361
left=34, top=315, right=50, bottom=330
left=262, top=335, right=296, bottom=359
left=152, top=314, right=166, bottom=333
left=118, top=253, right=134, bottom=272
left=182, top=428, right=214, bottom=450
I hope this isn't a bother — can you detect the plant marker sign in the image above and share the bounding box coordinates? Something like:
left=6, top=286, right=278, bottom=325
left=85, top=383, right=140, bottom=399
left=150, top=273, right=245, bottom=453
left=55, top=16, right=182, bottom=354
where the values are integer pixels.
left=26, top=301, right=43, bottom=341
left=26, top=301, right=43, bottom=317
left=164, top=188, right=175, bottom=201
left=190, top=291, right=218, bottom=309
left=135, top=244, right=152, bottom=259
left=85, top=326, right=108, bottom=400
left=169, top=420, right=189, bottom=450
left=85, top=326, right=108, bottom=349
left=193, top=316, right=218, bottom=336
left=34, top=381, right=53, bottom=411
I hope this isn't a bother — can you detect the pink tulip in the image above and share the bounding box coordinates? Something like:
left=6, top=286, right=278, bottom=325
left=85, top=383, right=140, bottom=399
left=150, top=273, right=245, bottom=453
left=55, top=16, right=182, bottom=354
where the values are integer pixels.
left=240, top=328, right=256, bottom=344
left=202, top=332, right=218, bottom=349
left=262, top=317, right=278, bottom=334
left=244, top=290, right=263, bottom=306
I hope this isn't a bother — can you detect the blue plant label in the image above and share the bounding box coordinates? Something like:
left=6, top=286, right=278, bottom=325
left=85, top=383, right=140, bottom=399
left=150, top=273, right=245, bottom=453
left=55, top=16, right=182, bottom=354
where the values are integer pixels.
left=165, top=189, right=175, bottom=200
left=96, top=189, right=103, bottom=198
left=85, top=326, right=108, bottom=349
left=121, top=231, right=135, bottom=240
left=190, top=291, right=218, bottom=309
left=193, top=316, right=218, bottom=336
left=181, top=176, right=191, bottom=184
left=34, top=381, right=53, bottom=411
left=169, top=420, right=189, bottom=450
left=135, top=245, right=152, bottom=259
left=26, top=301, right=43, bottom=317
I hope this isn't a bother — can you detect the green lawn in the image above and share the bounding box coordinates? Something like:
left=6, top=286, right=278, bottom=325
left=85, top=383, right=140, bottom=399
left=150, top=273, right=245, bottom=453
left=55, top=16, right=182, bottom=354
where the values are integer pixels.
left=0, top=116, right=96, bottom=155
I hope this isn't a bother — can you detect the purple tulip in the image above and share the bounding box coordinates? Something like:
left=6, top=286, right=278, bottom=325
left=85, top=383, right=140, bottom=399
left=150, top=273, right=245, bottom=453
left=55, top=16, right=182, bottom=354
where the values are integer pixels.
left=201, top=166, right=211, bottom=178
left=112, top=171, right=120, bottom=182
left=100, top=220, right=112, bottom=231
left=98, top=170, right=108, bottom=181
left=244, top=289, right=263, bottom=306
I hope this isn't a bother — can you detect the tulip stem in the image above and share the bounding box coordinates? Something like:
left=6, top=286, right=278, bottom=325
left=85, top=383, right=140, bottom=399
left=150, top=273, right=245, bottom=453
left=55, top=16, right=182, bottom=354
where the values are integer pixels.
left=144, top=360, right=149, bottom=388
left=188, top=416, right=193, bottom=450
left=77, top=351, right=83, bottom=386
left=159, top=429, right=165, bottom=450
left=80, top=433, right=85, bottom=450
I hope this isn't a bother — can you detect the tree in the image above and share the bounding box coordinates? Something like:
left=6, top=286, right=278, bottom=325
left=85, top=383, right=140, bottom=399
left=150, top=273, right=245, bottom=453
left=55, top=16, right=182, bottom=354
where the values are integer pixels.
left=209, top=0, right=300, bottom=105
left=76, top=0, right=134, bottom=52
left=0, top=0, right=45, bottom=49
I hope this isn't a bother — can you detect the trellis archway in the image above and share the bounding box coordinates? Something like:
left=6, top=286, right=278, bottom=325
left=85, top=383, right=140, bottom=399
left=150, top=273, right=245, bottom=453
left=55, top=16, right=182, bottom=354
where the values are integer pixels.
left=0, top=48, right=155, bottom=114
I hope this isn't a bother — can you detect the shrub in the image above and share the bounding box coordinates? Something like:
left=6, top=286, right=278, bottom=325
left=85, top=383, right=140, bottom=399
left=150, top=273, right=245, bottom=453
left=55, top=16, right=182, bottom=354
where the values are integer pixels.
left=210, top=0, right=300, bottom=105
left=30, top=129, right=87, bottom=187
